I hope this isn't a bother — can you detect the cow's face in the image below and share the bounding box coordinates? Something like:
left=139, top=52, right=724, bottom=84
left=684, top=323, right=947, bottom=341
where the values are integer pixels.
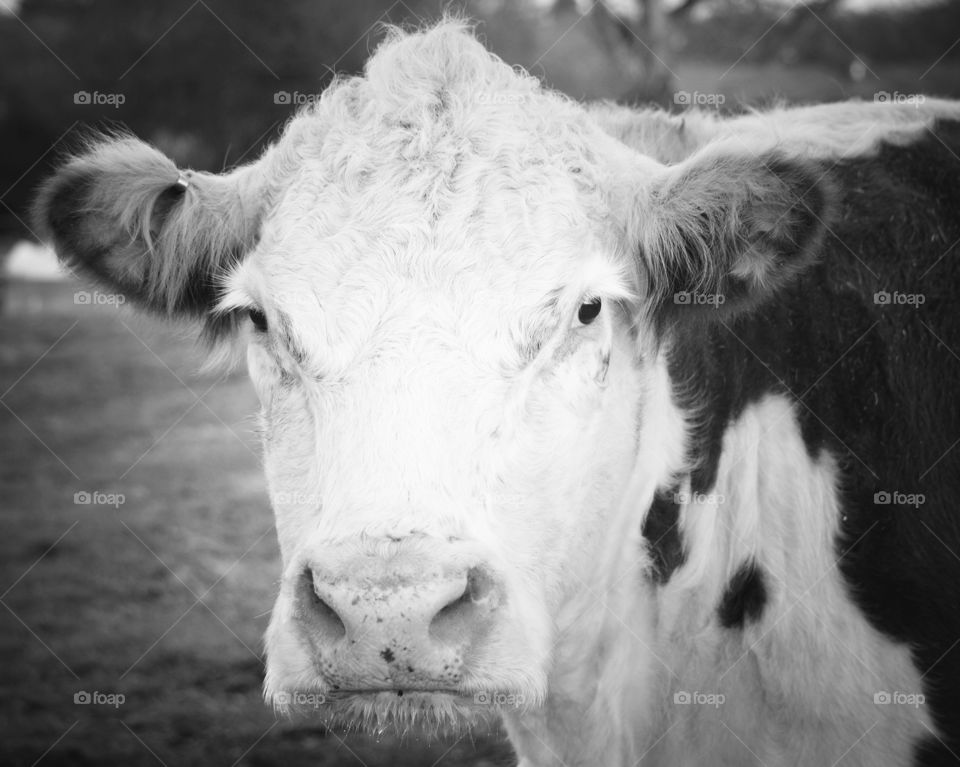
left=226, top=95, right=647, bottom=723
left=36, top=23, right=827, bottom=733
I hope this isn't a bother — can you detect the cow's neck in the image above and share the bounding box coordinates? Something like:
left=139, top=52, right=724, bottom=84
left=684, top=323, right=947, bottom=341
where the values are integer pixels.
left=501, top=540, right=665, bottom=767
left=504, top=322, right=929, bottom=766
left=502, top=344, right=687, bottom=766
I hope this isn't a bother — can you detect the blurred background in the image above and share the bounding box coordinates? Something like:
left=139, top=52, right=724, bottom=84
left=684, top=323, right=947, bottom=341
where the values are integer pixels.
left=1, top=0, right=958, bottom=765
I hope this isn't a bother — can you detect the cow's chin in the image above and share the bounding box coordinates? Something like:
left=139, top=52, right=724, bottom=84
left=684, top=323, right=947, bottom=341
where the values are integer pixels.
left=272, top=690, right=505, bottom=737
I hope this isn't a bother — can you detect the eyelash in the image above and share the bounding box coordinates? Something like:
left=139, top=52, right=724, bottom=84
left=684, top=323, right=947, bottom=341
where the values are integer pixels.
left=248, top=308, right=268, bottom=332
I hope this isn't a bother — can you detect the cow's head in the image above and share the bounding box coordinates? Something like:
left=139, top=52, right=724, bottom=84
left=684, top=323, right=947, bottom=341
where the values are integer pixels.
left=35, top=23, right=827, bottom=734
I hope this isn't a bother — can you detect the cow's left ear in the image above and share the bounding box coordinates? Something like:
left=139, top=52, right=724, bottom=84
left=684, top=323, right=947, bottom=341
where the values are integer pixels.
left=627, top=146, right=832, bottom=319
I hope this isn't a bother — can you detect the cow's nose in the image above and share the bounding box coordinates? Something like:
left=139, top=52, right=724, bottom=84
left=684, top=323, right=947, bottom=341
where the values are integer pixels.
left=295, top=552, right=502, bottom=691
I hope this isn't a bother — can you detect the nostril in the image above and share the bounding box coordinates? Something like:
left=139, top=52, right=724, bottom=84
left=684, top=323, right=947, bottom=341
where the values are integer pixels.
left=299, top=568, right=347, bottom=642
left=429, top=566, right=499, bottom=646
left=465, top=566, right=496, bottom=604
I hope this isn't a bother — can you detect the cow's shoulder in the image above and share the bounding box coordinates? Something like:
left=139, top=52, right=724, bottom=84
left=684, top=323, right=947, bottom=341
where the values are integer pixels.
left=662, top=116, right=960, bottom=749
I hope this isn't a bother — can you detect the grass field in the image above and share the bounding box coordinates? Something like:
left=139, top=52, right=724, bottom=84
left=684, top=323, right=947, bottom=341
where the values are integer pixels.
left=0, top=279, right=513, bottom=766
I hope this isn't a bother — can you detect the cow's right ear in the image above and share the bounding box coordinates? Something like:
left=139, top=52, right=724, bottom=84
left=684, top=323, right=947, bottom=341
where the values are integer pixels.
left=33, top=137, right=267, bottom=319
left=618, top=142, right=832, bottom=321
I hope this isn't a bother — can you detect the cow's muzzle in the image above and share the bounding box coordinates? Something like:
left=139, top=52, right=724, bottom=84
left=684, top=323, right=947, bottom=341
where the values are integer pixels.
left=291, top=541, right=504, bottom=695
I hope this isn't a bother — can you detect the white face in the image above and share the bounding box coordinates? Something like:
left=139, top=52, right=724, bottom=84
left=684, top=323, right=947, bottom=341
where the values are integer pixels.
left=222, top=150, right=649, bottom=724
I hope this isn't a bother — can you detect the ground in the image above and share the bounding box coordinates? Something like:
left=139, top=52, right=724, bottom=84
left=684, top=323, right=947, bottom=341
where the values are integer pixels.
left=0, top=280, right=514, bottom=766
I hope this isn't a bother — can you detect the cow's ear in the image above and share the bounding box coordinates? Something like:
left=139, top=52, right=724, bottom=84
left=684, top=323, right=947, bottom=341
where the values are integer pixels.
left=628, top=146, right=831, bottom=320
left=34, top=137, right=266, bottom=319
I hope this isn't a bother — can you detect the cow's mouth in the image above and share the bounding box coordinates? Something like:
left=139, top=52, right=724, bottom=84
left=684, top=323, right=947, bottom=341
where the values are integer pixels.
left=277, top=689, right=508, bottom=735
left=328, top=687, right=461, bottom=698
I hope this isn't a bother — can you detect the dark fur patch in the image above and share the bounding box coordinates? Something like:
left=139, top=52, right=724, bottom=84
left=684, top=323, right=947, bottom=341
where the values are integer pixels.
left=717, top=560, right=767, bottom=629
left=642, top=489, right=686, bottom=584
left=912, top=733, right=959, bottom=767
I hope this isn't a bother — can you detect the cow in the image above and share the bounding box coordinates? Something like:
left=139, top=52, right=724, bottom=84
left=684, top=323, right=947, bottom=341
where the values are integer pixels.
left=34, top=21, right=960, bottom=767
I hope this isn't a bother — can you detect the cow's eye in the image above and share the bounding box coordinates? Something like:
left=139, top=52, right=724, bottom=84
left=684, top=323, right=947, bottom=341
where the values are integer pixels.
left=248, top=308, right=268, bottom=332
left=577, top=298, right=601, bottom=325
